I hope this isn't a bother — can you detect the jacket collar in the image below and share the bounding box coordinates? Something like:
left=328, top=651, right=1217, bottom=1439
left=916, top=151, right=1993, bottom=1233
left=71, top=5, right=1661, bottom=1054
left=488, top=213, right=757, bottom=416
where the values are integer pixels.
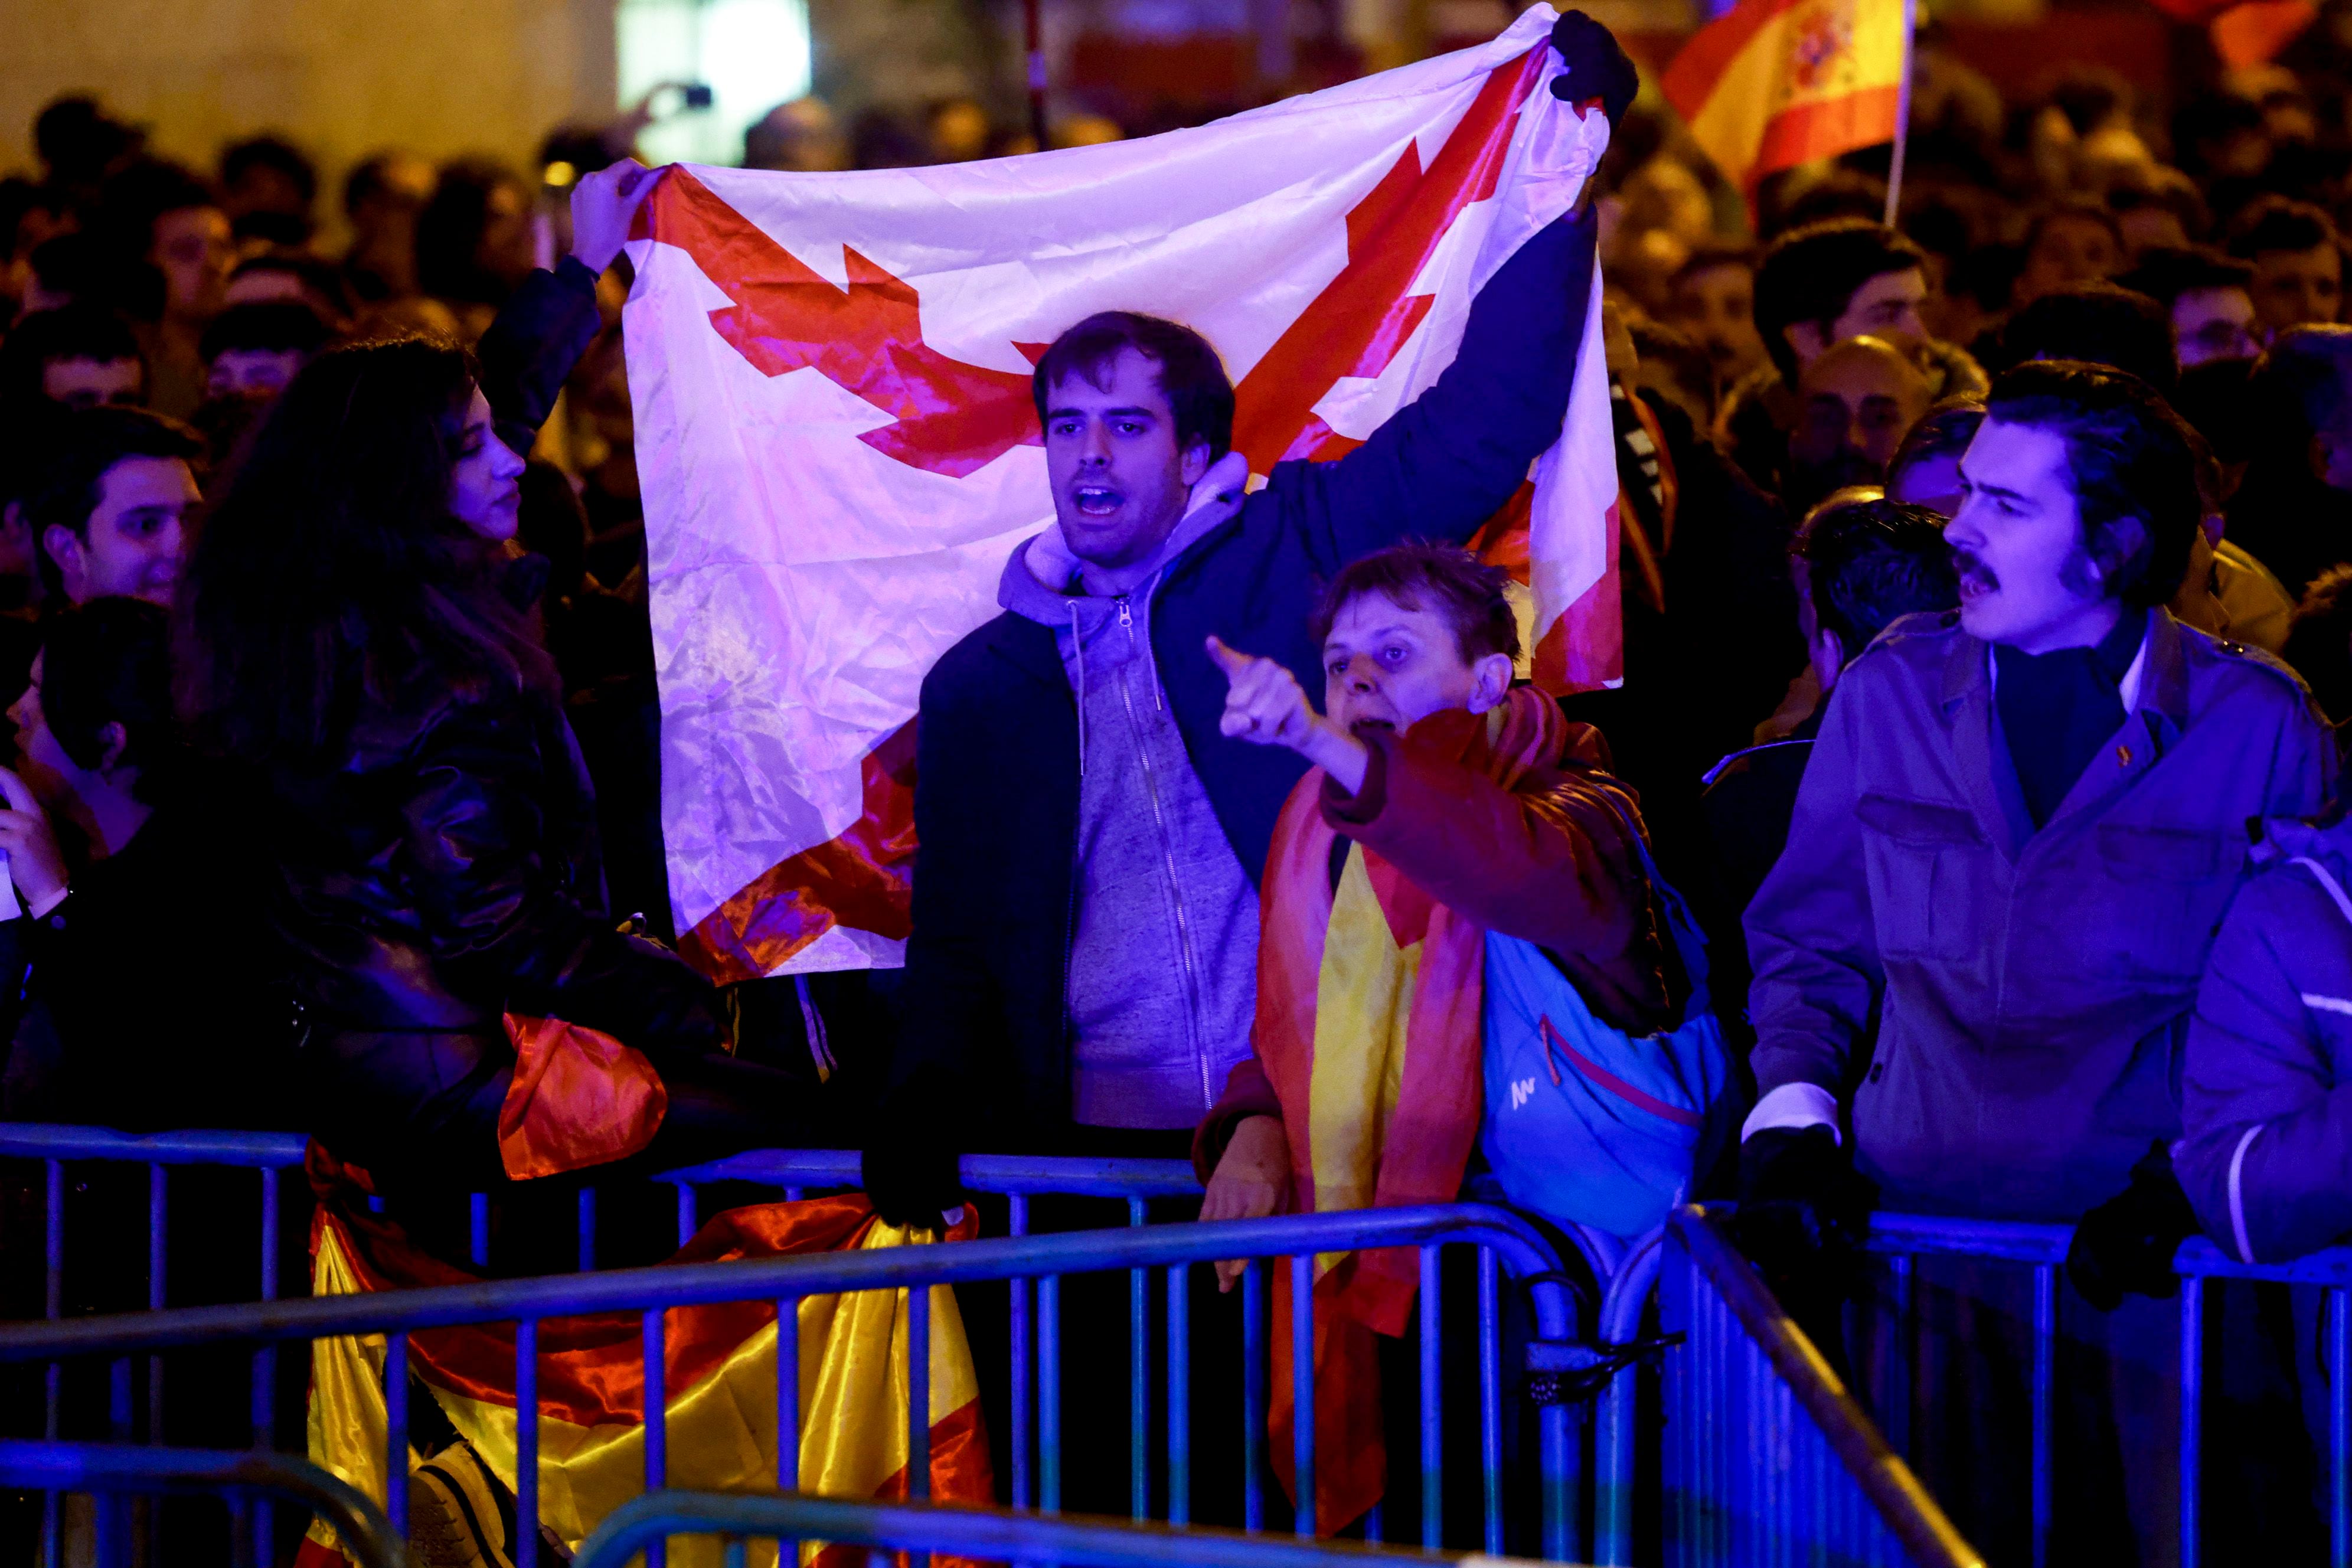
left=979, top=610, right=1073, bottom=692
left=2133, top=607, right=2192, bottom=738
left=1939, top=607, right=2177, bottom=724
left=1941, top=607, right=2191, bottom=857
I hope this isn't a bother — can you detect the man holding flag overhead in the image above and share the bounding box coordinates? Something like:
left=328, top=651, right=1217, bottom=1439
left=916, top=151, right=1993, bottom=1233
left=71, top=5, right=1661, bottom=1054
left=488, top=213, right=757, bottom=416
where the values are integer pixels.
left=857, top=12, right=1638, bottom=1220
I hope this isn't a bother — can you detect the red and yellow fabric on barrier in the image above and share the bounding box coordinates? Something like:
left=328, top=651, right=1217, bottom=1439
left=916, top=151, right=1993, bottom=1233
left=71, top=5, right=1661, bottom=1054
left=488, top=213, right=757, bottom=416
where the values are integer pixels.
left=496, top=1014, right=669, bottom=1180
left=294, top=1158, right=989, bottom=1567
left=1662, top=0, right=1909, bottom=191
left=1253, top=688, right=1575, bottom=1533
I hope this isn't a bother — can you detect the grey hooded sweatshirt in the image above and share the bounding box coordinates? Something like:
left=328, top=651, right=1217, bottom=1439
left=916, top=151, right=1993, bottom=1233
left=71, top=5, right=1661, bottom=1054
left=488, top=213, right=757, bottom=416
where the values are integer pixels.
left=996, top=496, right=1260, bottom=1129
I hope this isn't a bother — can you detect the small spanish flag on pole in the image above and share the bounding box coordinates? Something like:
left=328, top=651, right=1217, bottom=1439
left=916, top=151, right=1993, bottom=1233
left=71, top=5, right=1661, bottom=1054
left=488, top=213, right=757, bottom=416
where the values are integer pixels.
left=1661, top=0, right=1915, bottom=200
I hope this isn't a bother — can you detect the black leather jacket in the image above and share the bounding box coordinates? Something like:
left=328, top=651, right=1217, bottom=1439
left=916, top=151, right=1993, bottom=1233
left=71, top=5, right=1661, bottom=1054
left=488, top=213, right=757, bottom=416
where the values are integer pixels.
left=266, top=669, right=723, bottom=1062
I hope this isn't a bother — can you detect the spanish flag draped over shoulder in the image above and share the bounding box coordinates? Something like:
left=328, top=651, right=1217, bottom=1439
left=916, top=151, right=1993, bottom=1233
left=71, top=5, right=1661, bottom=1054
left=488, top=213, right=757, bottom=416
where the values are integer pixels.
left=1662, top=0, right=1909, bottom=191
left=293, top=1149, right=989, bottom=1568
left=1257, top=690, right=1578, bottom=1533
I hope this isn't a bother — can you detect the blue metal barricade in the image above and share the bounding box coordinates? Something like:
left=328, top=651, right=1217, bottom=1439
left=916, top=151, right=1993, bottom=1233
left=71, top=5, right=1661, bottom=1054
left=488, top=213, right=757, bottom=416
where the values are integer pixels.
left=0, top=1123, right=1211, bottom=1567
left=0, top=1203, right=1589, bottom=1567
left=1581, top=1206, right=2352, bottom=1568
left=1858, top=1211, right=2352, bottom=1568
left=1653, top=1207, right=1981, bottom=1568
left=0, top=1439, right=408, bottom=1568
left=0, top=1122, right=1207, bottom=1280
left=0, top=1125, right=311, bottom=1566
left=570, top=1488, right=1569, bottom=1568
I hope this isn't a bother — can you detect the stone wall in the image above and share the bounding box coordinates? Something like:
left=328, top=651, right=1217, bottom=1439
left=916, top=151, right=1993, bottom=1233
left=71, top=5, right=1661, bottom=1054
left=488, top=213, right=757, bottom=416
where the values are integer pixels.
left=0, top=0, right=616, bottom=238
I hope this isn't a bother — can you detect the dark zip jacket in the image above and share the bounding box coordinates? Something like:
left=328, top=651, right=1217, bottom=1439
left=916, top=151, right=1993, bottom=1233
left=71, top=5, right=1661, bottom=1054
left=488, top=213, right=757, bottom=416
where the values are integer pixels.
left=894, top=204, right=1600, bottom=1143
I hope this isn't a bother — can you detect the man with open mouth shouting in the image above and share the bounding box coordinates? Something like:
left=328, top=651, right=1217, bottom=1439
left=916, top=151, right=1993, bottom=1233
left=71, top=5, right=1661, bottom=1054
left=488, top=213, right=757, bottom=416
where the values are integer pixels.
left=1737, top=358, right=2334, bottom=1563
left=861, top=13, right=1638, bottom=1234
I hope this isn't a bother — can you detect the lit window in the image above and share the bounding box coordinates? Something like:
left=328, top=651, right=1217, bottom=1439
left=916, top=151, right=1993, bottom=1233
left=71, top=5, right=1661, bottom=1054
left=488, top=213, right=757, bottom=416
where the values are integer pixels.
left=617, top=0, right=814, bottom=166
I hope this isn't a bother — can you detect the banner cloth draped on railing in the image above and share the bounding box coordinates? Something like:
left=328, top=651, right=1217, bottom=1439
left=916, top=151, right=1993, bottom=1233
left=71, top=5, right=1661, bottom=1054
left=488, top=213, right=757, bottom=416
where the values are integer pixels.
left=293, top=1154, right=989, bottom=1567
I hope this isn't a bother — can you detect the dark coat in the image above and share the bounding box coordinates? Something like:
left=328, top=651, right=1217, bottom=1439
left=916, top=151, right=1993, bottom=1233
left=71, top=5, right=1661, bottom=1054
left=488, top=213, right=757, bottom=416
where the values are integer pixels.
left=896, top=205, right=1600, bottom=1142
left=1746, top=607, right=2333, bottom=1220
left=2222, top=462, right=2352, bottom=605
left=2177, top=814, right=2352, bottom=1262
left=261, top=673, right=728, bottom=1178
left=0, top=792, right=295, bottom=1132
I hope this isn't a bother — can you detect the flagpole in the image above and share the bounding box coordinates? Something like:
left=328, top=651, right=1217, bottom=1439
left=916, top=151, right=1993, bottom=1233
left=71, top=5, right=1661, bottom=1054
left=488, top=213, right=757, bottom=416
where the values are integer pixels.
left=1881, top=0, right=1919, bottom=223
left=1025, top=0, right=1050, bottom=151
left=1883, top=0, right=1916, bottom=226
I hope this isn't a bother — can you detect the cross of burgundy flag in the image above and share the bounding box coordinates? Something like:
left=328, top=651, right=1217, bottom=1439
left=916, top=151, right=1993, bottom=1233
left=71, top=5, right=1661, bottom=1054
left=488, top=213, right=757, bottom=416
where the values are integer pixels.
left=623, top=4, right=1619, bottom=985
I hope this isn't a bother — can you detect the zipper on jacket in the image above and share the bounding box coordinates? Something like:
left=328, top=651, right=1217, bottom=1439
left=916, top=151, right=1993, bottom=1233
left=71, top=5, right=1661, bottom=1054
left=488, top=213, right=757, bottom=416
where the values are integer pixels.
left=1115, top=596, right=1214, bottom=1110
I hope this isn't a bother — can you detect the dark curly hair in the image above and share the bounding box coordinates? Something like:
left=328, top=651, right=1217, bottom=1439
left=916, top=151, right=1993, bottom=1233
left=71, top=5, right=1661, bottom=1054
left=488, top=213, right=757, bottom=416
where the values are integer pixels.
left=177, top=335, right=552, bottom=762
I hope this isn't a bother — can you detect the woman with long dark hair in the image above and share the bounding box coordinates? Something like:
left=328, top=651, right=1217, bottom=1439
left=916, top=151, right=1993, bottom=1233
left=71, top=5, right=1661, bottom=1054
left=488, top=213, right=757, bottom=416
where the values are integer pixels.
left=180, top=335, right=819, bottom=1204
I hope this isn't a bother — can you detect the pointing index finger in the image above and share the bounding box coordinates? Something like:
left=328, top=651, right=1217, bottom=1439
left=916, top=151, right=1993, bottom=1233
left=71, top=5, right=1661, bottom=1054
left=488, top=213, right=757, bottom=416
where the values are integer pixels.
left=0, top=767, right=39, bottom=817
left=1204, top=635, right=1256, bottom=681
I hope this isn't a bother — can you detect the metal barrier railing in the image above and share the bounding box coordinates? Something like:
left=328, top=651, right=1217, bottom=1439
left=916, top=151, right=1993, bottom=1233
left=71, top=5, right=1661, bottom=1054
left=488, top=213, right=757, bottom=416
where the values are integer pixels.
left=1582, top=1206, right=2352, bottom=1568
left=0, top=1126, right=312, bottom=1568
left=0, top=1439, right=409, bottom=1568
left=0, top=1125, right=1210, bottom=1568
left=0, top=1203, right=1587, bottom=1567
left=569, top=1488, right=1567, bottom=1568
left=0, top=1123, right=1210, bottom=1278
left=1857, top=1212, right=2352, bottom=1568
left=1655, top=1207, right=1982, bottom=1568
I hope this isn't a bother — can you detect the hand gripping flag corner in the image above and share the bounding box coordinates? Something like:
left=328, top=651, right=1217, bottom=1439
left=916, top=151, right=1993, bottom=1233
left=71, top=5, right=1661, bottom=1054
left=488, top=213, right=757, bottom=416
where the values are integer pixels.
left=625, top=4, right=1621, bottom=984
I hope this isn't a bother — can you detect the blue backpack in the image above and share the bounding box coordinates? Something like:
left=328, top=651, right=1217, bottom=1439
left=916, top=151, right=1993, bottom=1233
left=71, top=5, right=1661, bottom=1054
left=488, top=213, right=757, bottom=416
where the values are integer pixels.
left=1478, top=825, right=1734, bottom=1240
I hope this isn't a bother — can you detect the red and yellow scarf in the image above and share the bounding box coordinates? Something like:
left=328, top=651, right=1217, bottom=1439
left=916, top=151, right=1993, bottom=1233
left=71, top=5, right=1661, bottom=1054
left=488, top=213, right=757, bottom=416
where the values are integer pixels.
left=1257, top=685, right=1572, bottom=1531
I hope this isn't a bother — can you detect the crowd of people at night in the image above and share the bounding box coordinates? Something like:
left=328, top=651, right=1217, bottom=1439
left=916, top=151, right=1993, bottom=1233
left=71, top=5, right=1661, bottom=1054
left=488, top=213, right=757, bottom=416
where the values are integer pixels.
left=25, top=3, right=2352, bottom=1560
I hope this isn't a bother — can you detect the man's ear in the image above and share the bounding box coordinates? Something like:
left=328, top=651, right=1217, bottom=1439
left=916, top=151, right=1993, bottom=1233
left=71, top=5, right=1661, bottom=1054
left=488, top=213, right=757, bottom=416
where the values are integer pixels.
left=2084, top=515, right=2150, bottom=593
left=41, top=524, right=81, bottom=596
left=1783, top=320, right=1831, bottom=369
left=2311, top=430, right=2344, bottom=485
left=1180, top=439, right=1212, bottom=489
left=1811, top=626, right=1848, bottom=692
left=1465, top=652, right=1515, bottom=714
left=95, top=721, right=129, bottom=776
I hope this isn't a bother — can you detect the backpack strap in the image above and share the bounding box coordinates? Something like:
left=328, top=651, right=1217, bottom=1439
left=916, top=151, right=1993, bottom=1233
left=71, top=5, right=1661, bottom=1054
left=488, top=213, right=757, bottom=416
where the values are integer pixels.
left=1582, top=774, right=1713, bottom=1007
left=2291, top=857, right=2352, bottom=930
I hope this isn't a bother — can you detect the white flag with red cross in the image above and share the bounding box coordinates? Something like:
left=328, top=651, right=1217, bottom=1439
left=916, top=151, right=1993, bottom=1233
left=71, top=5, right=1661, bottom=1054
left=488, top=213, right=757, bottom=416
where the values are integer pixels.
left=623, top=4, right=1621, bottom=983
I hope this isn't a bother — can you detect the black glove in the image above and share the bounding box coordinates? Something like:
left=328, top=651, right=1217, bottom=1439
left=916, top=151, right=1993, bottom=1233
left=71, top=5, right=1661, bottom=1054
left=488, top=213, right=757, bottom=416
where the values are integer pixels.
left=1729, top=1125, right=1879, bottom=1371
left=1548, top=11, right=1640, bottom=130
left=2066, top=1141, right=2199, bottom=1311
left=860, top=1078, right=968, bottom=1229
left=1732, top=1125, right=1879, bottom=1276
left=860, top=1122, right=965, bottom=1229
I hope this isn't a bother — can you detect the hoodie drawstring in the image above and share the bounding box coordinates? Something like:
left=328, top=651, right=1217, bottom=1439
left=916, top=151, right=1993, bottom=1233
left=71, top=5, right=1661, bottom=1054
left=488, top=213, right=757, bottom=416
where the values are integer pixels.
left=1070, top=601, right=1088, bottom=776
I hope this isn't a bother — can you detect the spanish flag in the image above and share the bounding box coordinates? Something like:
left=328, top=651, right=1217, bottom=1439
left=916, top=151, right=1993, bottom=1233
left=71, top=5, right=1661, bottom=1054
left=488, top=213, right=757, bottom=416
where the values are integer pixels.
left=293, top=1151, right=990, bottom=1568
left=1662, top=0, right=1910, bottom=191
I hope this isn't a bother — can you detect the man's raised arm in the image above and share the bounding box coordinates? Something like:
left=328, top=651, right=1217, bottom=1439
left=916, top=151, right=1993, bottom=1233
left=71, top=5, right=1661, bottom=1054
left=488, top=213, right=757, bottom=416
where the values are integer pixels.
left=1286, top=14, right=1629, bottom=560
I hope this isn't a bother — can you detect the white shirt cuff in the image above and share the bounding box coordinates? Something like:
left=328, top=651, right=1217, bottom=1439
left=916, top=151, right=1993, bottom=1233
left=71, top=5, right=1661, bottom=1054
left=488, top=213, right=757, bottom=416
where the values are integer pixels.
left=1741, top=1082, right=1841, bottom=1144
left=26, top=885, right=67, bottom=919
